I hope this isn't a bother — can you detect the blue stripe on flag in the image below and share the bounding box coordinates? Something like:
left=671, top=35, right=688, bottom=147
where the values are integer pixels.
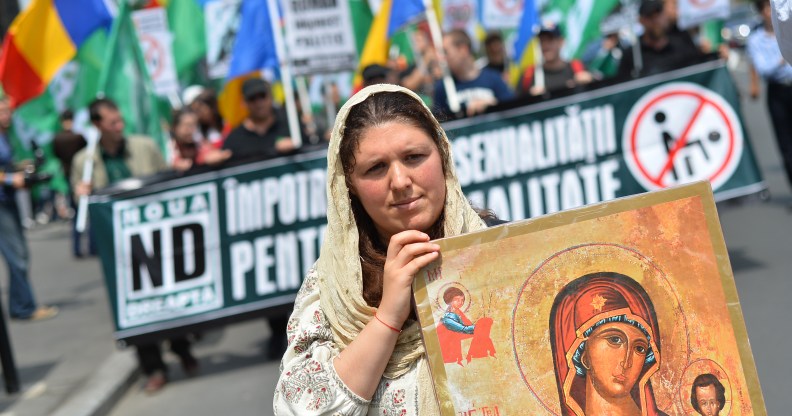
left=514, top=0, right=539, bottom=62
left=227, top=0, right=279, bottom=79
left=54, top=0, right=114, bottom=46
left=387, top=0, right=424, bottom=38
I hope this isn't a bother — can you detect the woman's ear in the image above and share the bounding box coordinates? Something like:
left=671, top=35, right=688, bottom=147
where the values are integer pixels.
left=581, top=350, right=591, bottom=371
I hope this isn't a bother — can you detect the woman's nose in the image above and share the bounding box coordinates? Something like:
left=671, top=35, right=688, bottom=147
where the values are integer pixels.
left=390, top=164, right=412, bottom=190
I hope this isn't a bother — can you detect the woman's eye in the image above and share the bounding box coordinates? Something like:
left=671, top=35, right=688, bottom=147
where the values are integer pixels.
left=606, top=335, right=624, bottom=345
left=634, top=344, right=648, bottom=355
left=365, top=163, right=384, bottom=175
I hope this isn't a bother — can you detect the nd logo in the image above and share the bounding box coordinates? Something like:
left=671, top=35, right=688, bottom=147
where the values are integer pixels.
left=129, top=223, right=206, bottom=292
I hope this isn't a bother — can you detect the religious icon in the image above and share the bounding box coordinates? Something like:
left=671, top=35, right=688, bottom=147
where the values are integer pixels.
left=550, top=273, right=665, bottom=416
left=413, top=182, right=766, bottom=415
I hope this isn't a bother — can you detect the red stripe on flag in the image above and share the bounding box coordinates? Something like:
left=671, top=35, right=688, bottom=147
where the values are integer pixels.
left=0, top=35, right=46, bottom=108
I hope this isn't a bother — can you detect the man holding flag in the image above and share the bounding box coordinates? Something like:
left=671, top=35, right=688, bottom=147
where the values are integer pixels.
left=433, top=29, right=514, bottom=117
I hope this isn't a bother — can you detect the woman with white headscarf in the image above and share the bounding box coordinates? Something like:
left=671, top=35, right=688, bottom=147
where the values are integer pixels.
left=273, top=84, right=488, bottom=415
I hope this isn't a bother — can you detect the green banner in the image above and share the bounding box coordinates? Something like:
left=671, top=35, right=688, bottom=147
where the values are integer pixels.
left=90, top=62, right=763, bottom=343
left=445, top=61, right=764, bottom=220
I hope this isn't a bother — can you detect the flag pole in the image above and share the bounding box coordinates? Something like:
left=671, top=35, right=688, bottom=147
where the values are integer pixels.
left=266, top=0, right=302, bottom=147
left=295, top=76, right=319, bottom=144
left=423, top=0, right=460, bottom=114
left=534, top=37, right=545, bottom=91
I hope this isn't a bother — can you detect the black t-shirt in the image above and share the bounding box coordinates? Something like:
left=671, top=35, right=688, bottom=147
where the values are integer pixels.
left=617, top=31, right=706, bottom=79
left=222, top=115, right=290, bottom=164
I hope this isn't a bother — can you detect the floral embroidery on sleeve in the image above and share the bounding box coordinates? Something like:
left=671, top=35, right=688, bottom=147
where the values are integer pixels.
left=279, top=357, right=334, bottom=412
left=380, top=388, right=407, bottom=416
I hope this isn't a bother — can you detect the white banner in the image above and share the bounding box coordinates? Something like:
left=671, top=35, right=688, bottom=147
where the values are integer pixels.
left=442, top=0, right=478, bottom=33
left=283, top=0, right=358, bottom=76
left=131, top=8, right=180, bottom=98
left=677, top=0, right=730, bottom=30
left=481, top=0, right=523, bottom=30
left=204, top=0, right=242, bottom=80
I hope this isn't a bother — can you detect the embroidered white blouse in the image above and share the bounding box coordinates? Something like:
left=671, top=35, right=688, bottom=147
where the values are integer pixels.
left=274, top=268, right=424, bottom=415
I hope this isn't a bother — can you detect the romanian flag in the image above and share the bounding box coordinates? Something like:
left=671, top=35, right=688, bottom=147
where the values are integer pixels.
left=0, top=0, right=115, bottom=108
left=356, top=0, right=425, bottom=86
left=218, top=0, right=279, bottom=128
left=510, top=0, right=539, bottom=88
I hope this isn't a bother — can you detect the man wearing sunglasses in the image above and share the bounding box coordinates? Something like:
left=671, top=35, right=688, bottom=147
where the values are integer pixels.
left=222, top=78, right=295, bottom=164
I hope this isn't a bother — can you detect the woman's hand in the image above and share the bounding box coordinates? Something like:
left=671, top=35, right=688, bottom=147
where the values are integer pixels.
left=378, top=230, right=440, bottom=329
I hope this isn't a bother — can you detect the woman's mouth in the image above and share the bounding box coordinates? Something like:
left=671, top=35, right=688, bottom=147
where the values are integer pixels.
left=392, top=196, right=420, bottom=209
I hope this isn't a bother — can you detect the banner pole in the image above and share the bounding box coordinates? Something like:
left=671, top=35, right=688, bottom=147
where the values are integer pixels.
left=323, top=77, right=337, bottom=139
left=295, top=76, right=319, bottom=144
left=424, top=0, right=460, bottom=114
left=76, top=127, right=99, bottom=233
left=267, top=0, right=302, bottom=147
left=623, top=0, right=643, bottom=77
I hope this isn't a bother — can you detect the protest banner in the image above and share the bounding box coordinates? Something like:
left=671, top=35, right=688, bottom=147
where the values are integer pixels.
left=131, top=7, right=180, bottom=99
left=678, top=0, right=730, bottom=30
left=413, top=181, right=767, bottom=415
left=282, top=0, right=358, bottom=76
left=90, top=153, right=329, bottom=344
left=90, top=61, right=764, bottom=344
left=204, top=0, right=241, bottom=80
left=448, top=60, right=764, bottom=220
left=481, top=0, right=522, bottom=30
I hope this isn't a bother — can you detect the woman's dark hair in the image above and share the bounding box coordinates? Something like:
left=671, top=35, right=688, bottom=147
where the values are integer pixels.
left=340, top=91, right=448, bottom=307
left=193, top=89, right=224, bottom=135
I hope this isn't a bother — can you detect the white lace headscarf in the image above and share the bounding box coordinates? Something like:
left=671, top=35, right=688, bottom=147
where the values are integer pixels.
left=316, top=84, right=486, bottom=412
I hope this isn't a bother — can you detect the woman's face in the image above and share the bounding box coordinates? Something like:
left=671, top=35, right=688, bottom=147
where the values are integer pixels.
left=583, top=322, right=650, bottom=400
left=193, top=101, right=213, bottom=124
left=348, top=121, right=446, bottom=242
left=173, top=113, right=198, bottom=144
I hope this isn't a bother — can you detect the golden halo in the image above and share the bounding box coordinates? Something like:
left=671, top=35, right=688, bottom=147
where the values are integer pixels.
left=434, top=281, right=472, bottom=313
left=511, top=243, right=690, bottom=415
left=679, top=359, right=732, bottom=416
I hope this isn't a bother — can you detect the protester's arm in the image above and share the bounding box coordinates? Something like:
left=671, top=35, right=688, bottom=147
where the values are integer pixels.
left=747, top=35, right=786, bottom=79
left=70, top=151, right=91, bottom=197
left=333, top=231, right=439, bottom=399
left=274, top=269, right=370, bottom=416
left=0, top=170, right=25, bottom=189
left=749, top=63, right=761, bottom=100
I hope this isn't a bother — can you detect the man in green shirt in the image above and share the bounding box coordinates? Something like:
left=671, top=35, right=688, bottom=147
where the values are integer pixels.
left=71, top=98, right=167, bottom=195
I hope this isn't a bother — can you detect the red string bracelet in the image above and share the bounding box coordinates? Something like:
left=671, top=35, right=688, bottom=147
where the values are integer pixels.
left=374, top=313, right=401, bottom=333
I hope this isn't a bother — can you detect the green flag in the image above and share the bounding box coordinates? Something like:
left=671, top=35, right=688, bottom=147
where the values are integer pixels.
left=98, top=3, right=167, bottom=154
left=167, top=0, right=207, bottom=84
left=543, top=0, right=620, bottom=58
left=69, top=29, right=108, bottom=110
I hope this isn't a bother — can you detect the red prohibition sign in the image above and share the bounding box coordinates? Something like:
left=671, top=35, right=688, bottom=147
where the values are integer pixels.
left=494, top=0, right=522, bottom=14
left=690, top=0, right=717, bottom=8
left=629, top=89, right=736, bottom=188
left=139, top=34, right=165, bottom=80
